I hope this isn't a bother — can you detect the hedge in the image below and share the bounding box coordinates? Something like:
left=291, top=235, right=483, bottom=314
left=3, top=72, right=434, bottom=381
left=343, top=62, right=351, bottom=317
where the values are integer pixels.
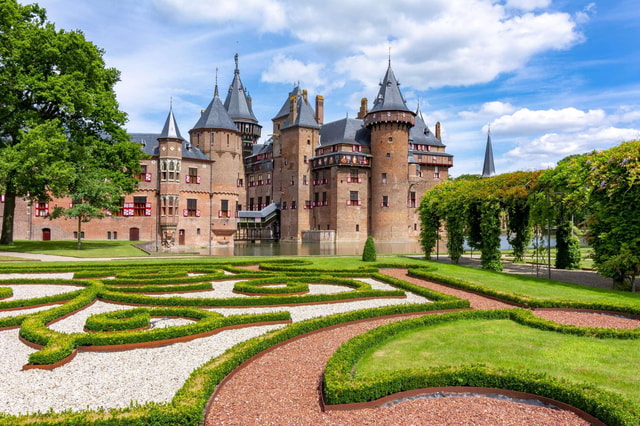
left=322, top=309, right=640, bottom=425
left=408, top=267, right=640, bottom=315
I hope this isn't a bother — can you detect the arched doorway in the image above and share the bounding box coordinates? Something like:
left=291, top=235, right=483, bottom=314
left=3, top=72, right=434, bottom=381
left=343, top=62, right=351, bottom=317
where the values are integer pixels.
left=179, top=229, right=185, bottom=246
left=42, top=228, right=51, bottom=241
left=129, top=227, right=140, bottom=241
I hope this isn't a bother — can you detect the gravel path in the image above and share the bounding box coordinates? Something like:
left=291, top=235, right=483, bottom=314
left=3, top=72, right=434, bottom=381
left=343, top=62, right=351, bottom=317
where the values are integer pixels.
left=205, top=268, right=636, bottom=425
left=205, top=314, right=589, bottom=425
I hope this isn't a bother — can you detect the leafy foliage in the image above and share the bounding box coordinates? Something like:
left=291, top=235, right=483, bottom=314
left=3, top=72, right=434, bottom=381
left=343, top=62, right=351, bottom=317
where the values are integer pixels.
left=362, top=236, right=377, bottom=262
left=0, top=0, right=143, bottom=244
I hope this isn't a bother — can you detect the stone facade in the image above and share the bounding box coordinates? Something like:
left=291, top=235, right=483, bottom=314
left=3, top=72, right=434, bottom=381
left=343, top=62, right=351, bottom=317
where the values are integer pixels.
left=0, top=59, right=453, bottom=250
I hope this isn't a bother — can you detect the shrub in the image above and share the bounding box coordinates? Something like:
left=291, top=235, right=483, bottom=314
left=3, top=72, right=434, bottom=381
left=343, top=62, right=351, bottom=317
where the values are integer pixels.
left=362, top=236, right=377, bottom=262
left=556, top=221, right=581, bottom=270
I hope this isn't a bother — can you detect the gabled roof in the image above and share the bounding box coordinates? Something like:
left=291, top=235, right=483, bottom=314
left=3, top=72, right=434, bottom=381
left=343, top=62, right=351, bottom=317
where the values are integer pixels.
left=158, top=106, right=184, bottom=140
left=192, top=84, right=238, bottom=132
left=281, top=96, right=320, bottom=130
left=224, top=53, right=258, bottom=123
left=319, top=117, right=370, bottom=147
left=410, top=106, right=443, bottom=147
left=273, top=85, right=303, bottom=121
left=129, top=133, right=209, bottom=160
left=482, top=130, right=496, bottom=178
left=369, top=62, right=411, bottom=114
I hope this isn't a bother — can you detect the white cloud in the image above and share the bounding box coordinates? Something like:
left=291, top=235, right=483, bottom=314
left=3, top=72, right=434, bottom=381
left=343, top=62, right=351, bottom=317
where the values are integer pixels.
left=459, top=101, right=517, bottom=119
left=505, top=0, right=551, bottom=11
left=261, top=54, right=333, bottom=93
left=488, top=107, right=606, bottom=135
left=152, top=0, right=287, bottom=32
left=503, top=126, right=640, bottom=171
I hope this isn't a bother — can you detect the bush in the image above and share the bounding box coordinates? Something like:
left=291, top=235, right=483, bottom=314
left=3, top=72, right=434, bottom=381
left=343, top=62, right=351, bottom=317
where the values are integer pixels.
left=362, top=237, right=377, bottom=262
left=556, top=221, right=581, bottom=270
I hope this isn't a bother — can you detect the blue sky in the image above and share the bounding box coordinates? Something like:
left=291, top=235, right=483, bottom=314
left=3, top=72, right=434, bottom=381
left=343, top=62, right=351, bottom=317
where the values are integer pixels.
left=34, top=0, right=640, bottom=176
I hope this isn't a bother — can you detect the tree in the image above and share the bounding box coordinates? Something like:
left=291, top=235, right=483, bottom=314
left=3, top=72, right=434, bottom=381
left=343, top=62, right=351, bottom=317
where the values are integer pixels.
left=362, top=236, right=377, bottom=262
left=0, top=0, right=141, bottom=244
left=555, top=221, right=581, bottom=270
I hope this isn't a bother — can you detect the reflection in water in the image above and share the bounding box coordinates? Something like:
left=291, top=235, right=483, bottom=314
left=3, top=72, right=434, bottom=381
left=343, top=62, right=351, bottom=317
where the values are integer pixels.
left=202, top=240, right=425, bottom=257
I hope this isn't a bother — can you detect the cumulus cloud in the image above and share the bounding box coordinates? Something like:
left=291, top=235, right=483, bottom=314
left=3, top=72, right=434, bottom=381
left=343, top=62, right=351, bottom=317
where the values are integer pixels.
left=152, top=0, right=583, bottom=91
left=459, top=101, right=517, bottom=119
left=152, top=0, right=287, bottom=32
left=502, top=126, right=640, bottom=171
left=488, top=107, right=606, bottom=135
left=261, top=54, right=341, bottom=93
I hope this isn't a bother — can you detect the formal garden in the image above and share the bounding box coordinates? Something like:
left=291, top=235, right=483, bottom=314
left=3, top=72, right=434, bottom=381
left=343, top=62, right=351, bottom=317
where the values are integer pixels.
left=0, top=254, right=639, bottom=425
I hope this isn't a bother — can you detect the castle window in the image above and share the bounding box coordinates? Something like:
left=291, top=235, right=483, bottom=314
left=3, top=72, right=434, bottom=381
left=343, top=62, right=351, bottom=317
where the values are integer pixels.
left=409, top=191, right=417, bottom=208
left=381, top=173, right=387, bottom=184
left=291, top=200, right=297, bottom=209
left=388, top=137, right=393, bottom=143
left=347, top=191, right=361, bottom=206
left=322, top=192, right=327, bottom=205
left=133, top=196, right=147, bottom=216
left=107, top=231, right=111, bottom=240
left=386, top=153, right=390, bottom=158
left=266, top=196, right=270, bottom=205
left=382, top=195, right=389, bottom=208
left=304, top=155, right=308, bottom=164
left=185, top=199, right=198, bottom=217
left=282, top=201, right=287, bottom=210
left=307, top=139, right=310, bottom=145
left=219, top=199, right=230, bottom=218
left=356, top=224, right=360, bottom=232
left=258, top=197, right=263, bottom=209
left=303, top=175, right=308, bottom=185
left=249, top=197, right=254, bottom=210
left=187, top=168, right=200, bottom=184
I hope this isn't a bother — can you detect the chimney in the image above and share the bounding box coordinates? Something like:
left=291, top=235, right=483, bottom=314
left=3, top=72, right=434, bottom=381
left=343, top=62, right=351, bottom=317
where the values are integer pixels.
left=247, top=95, right=252, bottom=108
left=357, top=97, right=368, bottom=119
left=435, top=121, right=441, bottom=141
left=289, top=95, right=297, bottom=124
left=315, top=95, right=324, bottom=125
left=302, top=89, right=308, bottom=104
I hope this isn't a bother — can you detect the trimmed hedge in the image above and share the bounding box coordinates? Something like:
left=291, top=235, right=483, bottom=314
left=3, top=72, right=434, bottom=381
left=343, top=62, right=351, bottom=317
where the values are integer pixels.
left=234, top=276, right=373, bottom=295
left=408, top=267, right=640, bottom=315
left=0, top=286, right=12, bottom=299
left=322, top=309, right=640, bottom=425
left=104, top=282, right=213, bottom=293
left=85, top=308, right=151, bottom=332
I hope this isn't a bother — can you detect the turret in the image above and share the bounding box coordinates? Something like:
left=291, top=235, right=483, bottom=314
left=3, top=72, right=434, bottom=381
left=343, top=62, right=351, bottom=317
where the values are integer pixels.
left=364, top=61, right=415, bottom=241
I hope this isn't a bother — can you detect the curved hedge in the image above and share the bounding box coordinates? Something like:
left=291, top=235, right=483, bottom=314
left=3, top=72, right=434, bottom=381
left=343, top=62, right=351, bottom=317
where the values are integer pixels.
left=234, top=276, right=372, bottom=295
left=323, top=309, right=640, bottom=425
left=85, top=308, right=152, bottom=332
left=0, top=286, right=13, bottom=300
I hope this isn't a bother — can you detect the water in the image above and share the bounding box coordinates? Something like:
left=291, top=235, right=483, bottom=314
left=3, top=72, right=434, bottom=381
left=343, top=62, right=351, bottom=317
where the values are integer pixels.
left=200, top=240, right=425, bottom=257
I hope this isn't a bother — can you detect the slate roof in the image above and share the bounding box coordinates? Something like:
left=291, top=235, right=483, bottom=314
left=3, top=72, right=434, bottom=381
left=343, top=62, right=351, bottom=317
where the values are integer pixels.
left=482, top=130, right=495, bottom=177
left=319, top=117, right=370, bottom=147
left=224, top=53, right=258, bottom=123
left=369, top=62, right=411, bottom=114
left=281, top=95, right=320, bottom=130
left=273, top=86, right=303, bottom=120
left=129, top=133, right=209, bottom=161
left=410, top=107, right=444, bottom=147
left=192, top=85, right=238, bottom=131
left=159, top=107, right=184, bottom=140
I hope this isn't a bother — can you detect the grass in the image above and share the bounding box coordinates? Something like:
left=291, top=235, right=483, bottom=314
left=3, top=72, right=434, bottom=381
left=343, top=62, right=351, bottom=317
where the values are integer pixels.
left=356, top=318, right=640, bottom=403
left=0, top=240, right=149, bottom=258
left=421, top=261, right=640, bottom=307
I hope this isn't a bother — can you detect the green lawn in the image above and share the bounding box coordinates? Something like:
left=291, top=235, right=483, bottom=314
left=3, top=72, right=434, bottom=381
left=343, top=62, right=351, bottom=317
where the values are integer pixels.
left=0, top=240, right=149, bottom=258
left=356, top=318, right=640, bottom=403
left=421, top=261, right=640, bottom=307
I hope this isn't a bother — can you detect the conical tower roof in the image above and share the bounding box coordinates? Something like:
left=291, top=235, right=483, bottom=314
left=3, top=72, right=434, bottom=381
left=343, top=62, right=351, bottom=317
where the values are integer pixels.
left=369, top=61, right=411, bottom=114
left=410, top=105, right=443, bottom=146
left=193, top=81, right=238, bottom=131
left=482, top=129, right=496, bottom=177
left=224, top=53, right=258, bottom=123
left=159, top=104, right=184, bottom=140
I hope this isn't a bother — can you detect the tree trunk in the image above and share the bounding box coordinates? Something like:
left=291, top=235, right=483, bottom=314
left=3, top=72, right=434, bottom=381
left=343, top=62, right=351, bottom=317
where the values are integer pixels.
left=76, top=215, right=83, bottom=250
left=0, top=186, right=16, bottom=245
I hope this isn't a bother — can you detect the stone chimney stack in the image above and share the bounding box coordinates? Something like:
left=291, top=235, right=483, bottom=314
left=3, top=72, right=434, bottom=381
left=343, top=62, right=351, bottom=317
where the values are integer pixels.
left=302, top=89, right=308, bottom=104
left=435, top=121, right=441, bottom=141
left=357, top=98, right=368, bottom=119
left=315, top=95, right=324, bottom=125
left=289, top=95, right=297, bottom=124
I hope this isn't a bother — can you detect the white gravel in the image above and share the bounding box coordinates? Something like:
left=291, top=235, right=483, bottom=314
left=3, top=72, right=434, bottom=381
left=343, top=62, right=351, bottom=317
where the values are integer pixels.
left=0, top=275, right=428, bottom=416
left=2, top=284, right=84, bottom=301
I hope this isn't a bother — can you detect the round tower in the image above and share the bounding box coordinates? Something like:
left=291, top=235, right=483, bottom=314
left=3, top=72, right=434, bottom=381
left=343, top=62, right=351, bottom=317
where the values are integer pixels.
left=364, top=62, right=415, bottom=241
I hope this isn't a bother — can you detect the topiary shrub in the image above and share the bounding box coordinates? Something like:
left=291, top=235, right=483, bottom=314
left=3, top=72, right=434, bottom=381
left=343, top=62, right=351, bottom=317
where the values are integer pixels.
left=362, top=236, right=377, bottom=262
left=555, top=221, right=581, bottom=270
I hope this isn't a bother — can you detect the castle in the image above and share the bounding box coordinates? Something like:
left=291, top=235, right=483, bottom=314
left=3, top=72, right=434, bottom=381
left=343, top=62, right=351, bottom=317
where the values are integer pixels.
left=1, top=55, right=453, bottom=251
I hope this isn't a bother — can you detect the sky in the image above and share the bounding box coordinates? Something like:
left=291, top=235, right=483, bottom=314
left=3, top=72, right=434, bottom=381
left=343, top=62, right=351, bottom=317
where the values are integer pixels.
left=33, top=0, right=640, bottom=176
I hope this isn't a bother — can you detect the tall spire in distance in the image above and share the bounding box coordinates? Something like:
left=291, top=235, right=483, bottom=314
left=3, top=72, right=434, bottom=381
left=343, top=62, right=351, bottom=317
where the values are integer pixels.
left=214, top=67, right=219, bottom=98
left=482, top=127, right=496, bottom=178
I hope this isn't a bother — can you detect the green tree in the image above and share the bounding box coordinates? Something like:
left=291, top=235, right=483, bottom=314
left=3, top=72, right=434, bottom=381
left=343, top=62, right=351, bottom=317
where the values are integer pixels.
left=555, top=221, right=581, bottom=270
left=0, top=0, right=141, bottom=244
left=362, top=236, right=377, bottom=262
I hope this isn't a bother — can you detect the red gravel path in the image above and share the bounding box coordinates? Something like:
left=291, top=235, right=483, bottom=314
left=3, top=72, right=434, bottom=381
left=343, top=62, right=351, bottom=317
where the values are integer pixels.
left=203, top=268, right=631, bottom=425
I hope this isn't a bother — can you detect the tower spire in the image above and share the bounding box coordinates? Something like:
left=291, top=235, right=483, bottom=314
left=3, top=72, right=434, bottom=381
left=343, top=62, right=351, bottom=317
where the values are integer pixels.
left=482, top=126, right=496, bottom=178
left=234, top=52, right=239, bottom=75
left=214, top=67, right=219, bottom=98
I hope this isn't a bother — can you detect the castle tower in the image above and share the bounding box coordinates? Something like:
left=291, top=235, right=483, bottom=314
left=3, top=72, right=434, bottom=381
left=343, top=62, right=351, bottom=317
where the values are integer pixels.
left=189, top=79, right=245, bottom=245
left=482, top=128, right=495, bottom=177
left=364, top=61, right=416, bottom=241
left=224, top=53, right=262, bottom=159
left=272, top=86, right=320, bottom=240
left=157, top=105, right=184, bottom=247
